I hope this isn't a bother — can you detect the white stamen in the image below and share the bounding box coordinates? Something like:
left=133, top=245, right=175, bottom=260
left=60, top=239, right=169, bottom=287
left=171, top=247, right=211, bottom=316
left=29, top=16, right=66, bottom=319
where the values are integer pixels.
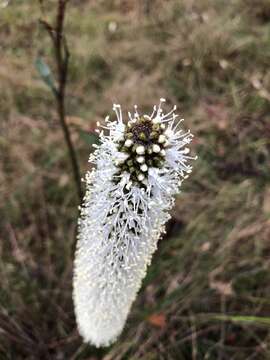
left=181, top=147, right=190, bottom=154
left=165, top=129, right=173, bottom=137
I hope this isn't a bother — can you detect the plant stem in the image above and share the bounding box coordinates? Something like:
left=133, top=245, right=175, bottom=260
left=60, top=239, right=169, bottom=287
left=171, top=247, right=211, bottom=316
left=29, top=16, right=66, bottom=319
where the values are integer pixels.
left=40, top=0, right=83, bottom=202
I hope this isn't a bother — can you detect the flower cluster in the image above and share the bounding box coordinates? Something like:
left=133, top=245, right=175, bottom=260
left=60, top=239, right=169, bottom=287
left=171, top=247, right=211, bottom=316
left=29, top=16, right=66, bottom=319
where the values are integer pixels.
left=115, top=115, right=168, bottom=186
left=73, top=99, right=196, bottom=347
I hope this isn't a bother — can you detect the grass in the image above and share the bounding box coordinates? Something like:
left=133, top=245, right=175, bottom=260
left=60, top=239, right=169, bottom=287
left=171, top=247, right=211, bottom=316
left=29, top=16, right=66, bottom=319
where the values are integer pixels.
left=1, top=0, right=270, bottom=359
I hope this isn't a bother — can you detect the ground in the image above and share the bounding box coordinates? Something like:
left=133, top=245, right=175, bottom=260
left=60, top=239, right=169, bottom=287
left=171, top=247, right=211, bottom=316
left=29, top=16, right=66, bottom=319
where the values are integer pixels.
left=1, top=0, right=270, bottom=359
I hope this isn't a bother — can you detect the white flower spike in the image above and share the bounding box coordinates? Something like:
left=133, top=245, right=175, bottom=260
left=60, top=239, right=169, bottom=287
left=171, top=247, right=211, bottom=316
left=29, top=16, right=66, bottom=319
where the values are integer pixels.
left=73, top=99, right=196, bottom=347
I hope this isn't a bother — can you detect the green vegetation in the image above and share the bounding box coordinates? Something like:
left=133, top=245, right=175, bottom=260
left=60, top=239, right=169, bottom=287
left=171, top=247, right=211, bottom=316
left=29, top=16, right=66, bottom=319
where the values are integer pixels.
left=1, top=0, right=270, bottom=358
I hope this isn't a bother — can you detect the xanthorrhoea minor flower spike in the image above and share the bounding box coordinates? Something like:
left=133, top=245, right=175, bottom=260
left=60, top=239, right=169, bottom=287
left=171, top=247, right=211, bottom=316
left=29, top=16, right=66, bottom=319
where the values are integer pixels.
left=73, top=99, right=196, bottom=347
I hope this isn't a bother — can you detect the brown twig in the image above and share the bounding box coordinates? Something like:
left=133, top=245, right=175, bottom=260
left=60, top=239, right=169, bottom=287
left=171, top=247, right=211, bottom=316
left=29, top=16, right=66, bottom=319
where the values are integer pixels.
left=39, top=0, right=83, bottom=202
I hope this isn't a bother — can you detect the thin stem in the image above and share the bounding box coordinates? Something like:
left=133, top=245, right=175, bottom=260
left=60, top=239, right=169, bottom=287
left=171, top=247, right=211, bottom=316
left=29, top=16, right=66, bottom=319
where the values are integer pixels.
left=39, top=0, right=83, bottom=202
left=57, top=81, right=83, bottom=203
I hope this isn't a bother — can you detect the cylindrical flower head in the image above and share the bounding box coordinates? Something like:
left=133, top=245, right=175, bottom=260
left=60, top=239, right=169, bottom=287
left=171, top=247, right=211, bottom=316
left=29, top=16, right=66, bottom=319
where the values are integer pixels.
left=73, top=99, right=196, bottom=347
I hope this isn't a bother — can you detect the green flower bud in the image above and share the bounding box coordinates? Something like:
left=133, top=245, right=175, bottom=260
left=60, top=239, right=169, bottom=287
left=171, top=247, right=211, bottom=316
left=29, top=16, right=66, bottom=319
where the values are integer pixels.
left=139, top=132, right=147, bottom=141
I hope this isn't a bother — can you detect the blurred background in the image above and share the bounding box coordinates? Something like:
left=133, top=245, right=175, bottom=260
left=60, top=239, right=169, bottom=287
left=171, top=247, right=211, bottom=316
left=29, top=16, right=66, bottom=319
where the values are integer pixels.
left=1, top=0, right=270, bottom=359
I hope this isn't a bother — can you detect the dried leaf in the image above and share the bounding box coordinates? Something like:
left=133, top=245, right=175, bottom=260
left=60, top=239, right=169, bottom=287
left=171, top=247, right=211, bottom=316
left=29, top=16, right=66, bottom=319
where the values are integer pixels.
left=200, top=241, right=211, bottom=252
left=263, top=187, right=270, bottom=215
left=210, top=280, right=233, bottom=296
left=147, top=313, right=166, bottom=328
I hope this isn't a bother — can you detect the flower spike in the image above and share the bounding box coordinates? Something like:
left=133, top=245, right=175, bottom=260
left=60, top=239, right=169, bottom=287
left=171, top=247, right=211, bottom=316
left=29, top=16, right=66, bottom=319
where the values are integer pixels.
left=73, top=99, right=196, bottom=347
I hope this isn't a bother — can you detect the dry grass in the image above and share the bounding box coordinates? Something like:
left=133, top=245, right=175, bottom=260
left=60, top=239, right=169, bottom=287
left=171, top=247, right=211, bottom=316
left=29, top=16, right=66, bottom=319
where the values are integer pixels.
left=1, top=0, right=270, bottom=359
